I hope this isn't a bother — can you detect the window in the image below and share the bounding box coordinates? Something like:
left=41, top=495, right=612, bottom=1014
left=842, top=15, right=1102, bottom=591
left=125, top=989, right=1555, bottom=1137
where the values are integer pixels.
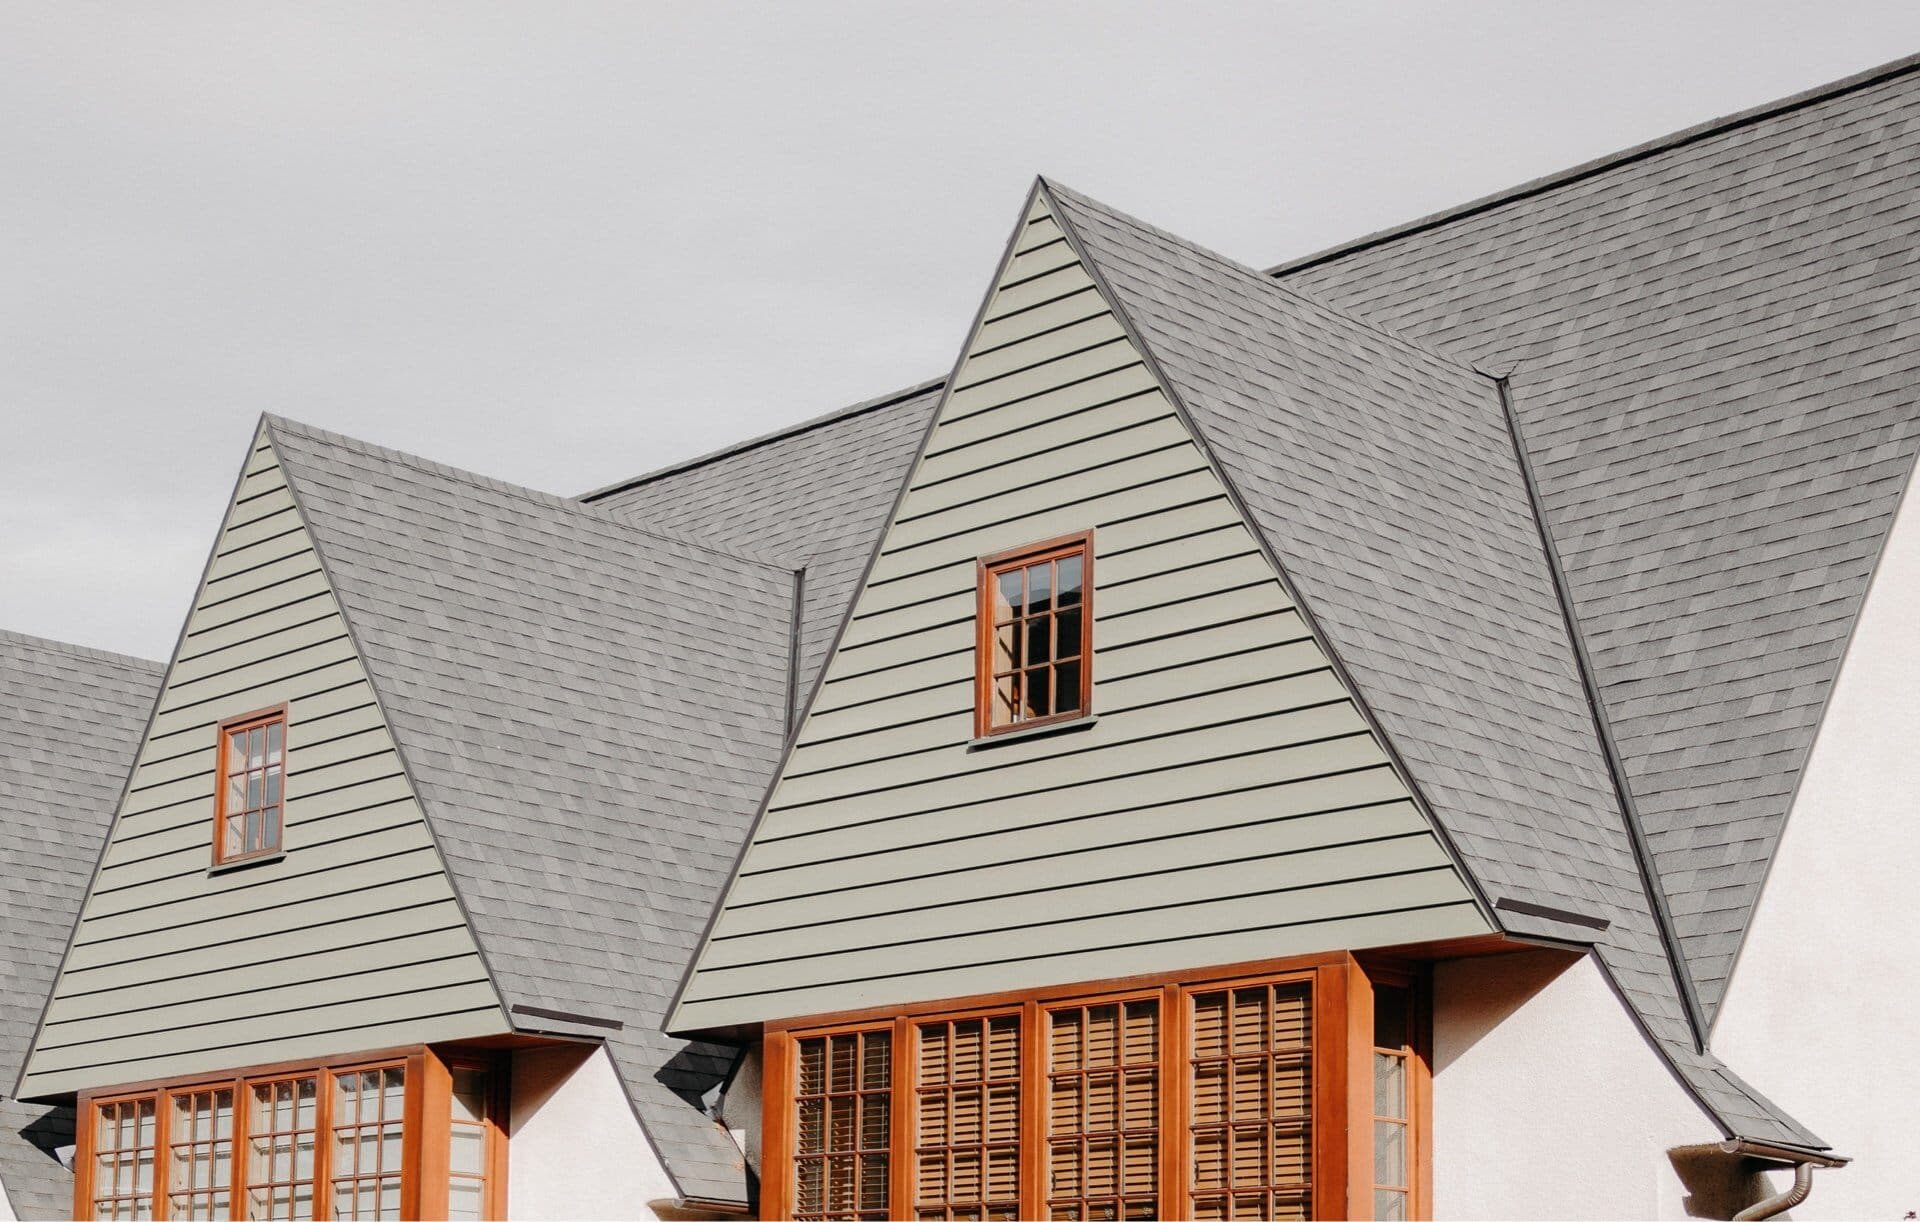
left=977, top=533, right=1092, bottom=736
left=794, top=1028, right=892, bottom=1220
left=1371, top=985, right=1415, bottom=1221
left=1045, top=998, right=1158, bottom=1220
left=214, top=707, right=287, bottom=864
left=915, top=1014, right=1020, bottom=1220
left=77, top=1047, right=507, bottom=1221
left=446, top=1058, right=506, bottom=1222
left=769, top=954, right=1427, bottom=1220
left=92, top=1097, right=157, bottom=1220
left=1188, top=980, right=1313, bottom=1220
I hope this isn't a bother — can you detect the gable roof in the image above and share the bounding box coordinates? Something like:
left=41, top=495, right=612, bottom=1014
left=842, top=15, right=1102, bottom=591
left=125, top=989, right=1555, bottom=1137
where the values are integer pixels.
left=0, top=632, right=162, bottom=1219
left=1273, top=50, right=1920, bottom=1020
left=263, top=416, right=800, bottom=1207
left=597, top=55, right=1920, bottom=1156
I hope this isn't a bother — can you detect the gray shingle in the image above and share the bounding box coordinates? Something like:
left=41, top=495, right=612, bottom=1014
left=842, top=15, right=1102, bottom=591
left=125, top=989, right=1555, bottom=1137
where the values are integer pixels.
left=265, top=418, right=798, bottom=1208
left=1278, top=55, right=1920, bottom=1021
left=584, top=381, right=943, bottom=719
left=0, top=632, right=161, bottom=1219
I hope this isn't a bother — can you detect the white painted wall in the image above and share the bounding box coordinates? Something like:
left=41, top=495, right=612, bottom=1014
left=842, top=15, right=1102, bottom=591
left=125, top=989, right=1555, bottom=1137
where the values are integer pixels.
left=508, top=1045, right=679, bottom=1221
left=1431, top=950, right=1730, bottom=1219
left=1713, top=476, right=1920, bottom=1219
left=0, top=1172, right=17, bottom=1222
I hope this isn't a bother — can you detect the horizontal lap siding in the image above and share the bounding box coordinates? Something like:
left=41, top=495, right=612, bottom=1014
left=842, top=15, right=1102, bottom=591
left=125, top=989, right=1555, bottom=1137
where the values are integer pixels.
left=673, top=197, right=1487, bottom=1032
left=19, top=435, right=505, bottom=1098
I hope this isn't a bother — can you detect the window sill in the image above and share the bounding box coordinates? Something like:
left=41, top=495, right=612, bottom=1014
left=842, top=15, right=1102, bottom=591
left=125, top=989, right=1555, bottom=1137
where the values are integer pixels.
left=208, top=851, right=285, bottom=877
left=968, top=714, right=1098, bottom=751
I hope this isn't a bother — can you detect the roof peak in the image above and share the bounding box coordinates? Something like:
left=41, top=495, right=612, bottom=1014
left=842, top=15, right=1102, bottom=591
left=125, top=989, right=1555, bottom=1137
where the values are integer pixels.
left=1266, top=48, right=1920, bottom=278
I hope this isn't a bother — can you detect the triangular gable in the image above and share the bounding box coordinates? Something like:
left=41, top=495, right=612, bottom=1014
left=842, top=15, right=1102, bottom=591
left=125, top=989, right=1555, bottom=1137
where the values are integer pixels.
left=668, top=185, right=1492, bottom=1037
left=18, top=424, right=508, bottom=1102
left=1039, top=182, right=1822, bottom=1150
left=263, top=416, right=799, bottom=1206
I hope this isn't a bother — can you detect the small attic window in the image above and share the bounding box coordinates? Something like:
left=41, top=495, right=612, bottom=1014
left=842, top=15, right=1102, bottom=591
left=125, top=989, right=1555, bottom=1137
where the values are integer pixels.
left=976, top=532, right=1092, bottom=737
left=214, top=706, right=286, bottom=864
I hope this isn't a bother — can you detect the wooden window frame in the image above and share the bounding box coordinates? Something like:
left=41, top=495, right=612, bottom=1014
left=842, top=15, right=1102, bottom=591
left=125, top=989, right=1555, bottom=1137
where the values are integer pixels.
left=974, top=532, right=1094, bottom=739
left=72, top=1043, right=508, bottom=1221
left=762, top=950, right=1431, bottom=1221
left=211, top=704, right=289, bottom=867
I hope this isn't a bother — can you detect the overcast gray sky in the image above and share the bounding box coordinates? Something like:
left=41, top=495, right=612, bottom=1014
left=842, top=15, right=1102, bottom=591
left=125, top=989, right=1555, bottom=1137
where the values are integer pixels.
left=7, top=3, right=1920, bottom=660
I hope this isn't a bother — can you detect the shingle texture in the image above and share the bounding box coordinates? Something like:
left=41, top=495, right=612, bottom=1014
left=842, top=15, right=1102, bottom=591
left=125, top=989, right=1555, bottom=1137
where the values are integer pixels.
left=265, top=417, right=797, bottom=1207
left=1278, top=60, right=1920, bottom=1019
left=586, top=382, right=943, bottom=716
left=1042, top=182, right=1819, bottom=1149
left=0, top=632, right=161, bottom=1219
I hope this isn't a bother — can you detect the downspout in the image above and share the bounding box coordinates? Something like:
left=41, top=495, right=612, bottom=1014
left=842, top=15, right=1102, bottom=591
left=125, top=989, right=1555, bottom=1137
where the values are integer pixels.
left=1720, top=1140, right=1846, bottom=1220
left=1732, top=1162, right=1813, bottom=1221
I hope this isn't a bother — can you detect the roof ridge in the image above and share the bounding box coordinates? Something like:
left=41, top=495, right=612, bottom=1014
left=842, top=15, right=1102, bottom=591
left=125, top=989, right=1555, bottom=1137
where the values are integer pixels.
left=578, top=376, right=947, bottom=504
left=1265, top=48, right=1920, bottom=277
left=261, top=414, right=798, bottom=573
left=1041, top=177, right=1495, bottom=381
left=0, top=627, right=165, bottom=674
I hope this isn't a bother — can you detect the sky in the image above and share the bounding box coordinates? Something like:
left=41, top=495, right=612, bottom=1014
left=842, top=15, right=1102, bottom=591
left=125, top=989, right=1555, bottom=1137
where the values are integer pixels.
left=6, top=2, right=1920, bottom=660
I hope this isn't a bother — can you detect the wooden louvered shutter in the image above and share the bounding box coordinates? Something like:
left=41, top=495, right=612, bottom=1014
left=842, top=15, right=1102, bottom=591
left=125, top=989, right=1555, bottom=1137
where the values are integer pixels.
left=1187, top=980, right=1313, bottom=1220
left=913, top=1014, right=1021, bottom=1219
left=1045, top=997, right=1159, bottom=1220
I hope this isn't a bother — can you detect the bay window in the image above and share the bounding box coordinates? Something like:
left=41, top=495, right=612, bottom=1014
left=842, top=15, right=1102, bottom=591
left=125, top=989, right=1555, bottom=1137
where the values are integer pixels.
left=764, top=953, right=1427, bottom=1221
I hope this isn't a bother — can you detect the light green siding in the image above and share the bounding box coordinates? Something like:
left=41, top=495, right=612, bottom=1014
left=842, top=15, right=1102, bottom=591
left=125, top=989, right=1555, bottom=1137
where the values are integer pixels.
left=670, top=194, right=1489, bottom=1034
left=18, top=427, right=508, bottom=1099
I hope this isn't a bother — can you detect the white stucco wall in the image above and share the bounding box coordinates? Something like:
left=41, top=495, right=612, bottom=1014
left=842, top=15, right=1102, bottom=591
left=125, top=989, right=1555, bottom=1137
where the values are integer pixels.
left=1431, top=950, right=1722, bottom=1219
left=1712, top=476, right=1920, bottom=1218
left=508, top=1044, right=678, bottom=1221
left=0, top=1172, right=17, bottom=1222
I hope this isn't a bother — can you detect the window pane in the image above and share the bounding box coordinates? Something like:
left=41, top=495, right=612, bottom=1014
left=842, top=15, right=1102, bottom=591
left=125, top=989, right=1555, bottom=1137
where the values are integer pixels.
left=1373, top=1051, right=1405, bottom=1118
left=1055, top=662, right=1083, bottom=715
left=1057, top=554, right=1083, bottom=606
left=1374, top=1120, right=1406, bottom=1189
left=265, top=720, right=284, bottom=762
left=1029, top=561, right=1052, bottom=611
left=997, top=569, right=1024, bottom=621
left=1055, top=607, right=1083, bottom=660
left=1376, top=1188, right=1408, bottom=1220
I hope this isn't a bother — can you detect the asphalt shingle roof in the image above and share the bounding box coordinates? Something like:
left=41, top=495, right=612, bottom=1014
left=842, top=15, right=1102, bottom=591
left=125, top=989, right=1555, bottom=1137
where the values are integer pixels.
left=0, top=632, right=161, bottom=1220
left=584, top=380, right=944, bottom=719
left=266, top=417, right=799, bottom=1207
left=1276, top=54, right=1920, bottom=1020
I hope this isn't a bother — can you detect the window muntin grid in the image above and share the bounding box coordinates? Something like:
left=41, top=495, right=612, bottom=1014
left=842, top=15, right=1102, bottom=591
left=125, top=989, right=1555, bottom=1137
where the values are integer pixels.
left=914, top=1014, right=1020, bottom=1220
left=1187, top=981, right=1313, bottom=1221
left=978, top=535, right=1091, bottom=735
left=794, top=1029, right=892, bottom=1221
left=167, top=1088, right=234, bottom=1220
left=1044, top=998, right=1158, bottom=1221
left=446, top=1063, right=496, bottom=1222
left=215, top=710, right=285, bottom=863
left=329, top=1066, right=406, bottom=1221
left=93, top=1097, right=158, bottom=1220
left=1371, top=985, right=1412, bottom=1221
left=87, top=1059, right=411, bottom=1221
left=245, top=1076, right=318, bottom=1220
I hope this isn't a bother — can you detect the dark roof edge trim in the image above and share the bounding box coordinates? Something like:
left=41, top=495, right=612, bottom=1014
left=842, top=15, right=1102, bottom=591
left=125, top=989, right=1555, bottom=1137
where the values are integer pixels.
left=579, top=376, right=949, bottom=504
left=662, top=181, right=1051, bottom=1040
left=1491, top=375, right=1709, bottom=1051
left=264, top=416, right=519, bottom=1042
left=1037, top=177, right=1501, bottom=935
left=1266, top=49, right=1920, bottom=278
